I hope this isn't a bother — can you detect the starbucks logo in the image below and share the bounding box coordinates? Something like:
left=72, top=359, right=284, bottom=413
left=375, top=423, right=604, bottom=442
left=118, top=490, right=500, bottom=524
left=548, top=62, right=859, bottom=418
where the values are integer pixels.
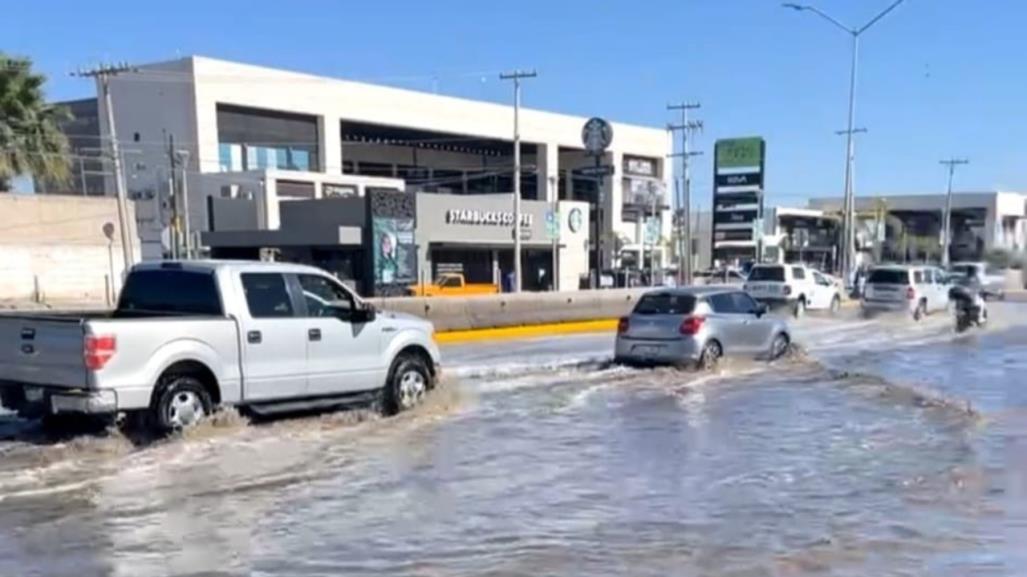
left=568, top=208, right=583, bottom=233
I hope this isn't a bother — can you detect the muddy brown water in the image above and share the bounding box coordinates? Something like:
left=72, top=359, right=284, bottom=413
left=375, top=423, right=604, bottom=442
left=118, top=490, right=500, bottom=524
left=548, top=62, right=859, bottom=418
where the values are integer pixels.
left=2, top=305, right=1027, bottom=576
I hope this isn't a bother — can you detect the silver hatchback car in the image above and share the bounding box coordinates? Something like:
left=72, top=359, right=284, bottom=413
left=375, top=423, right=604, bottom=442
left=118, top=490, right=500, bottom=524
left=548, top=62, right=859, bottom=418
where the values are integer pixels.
left=615, top=286, right=792, bottom=369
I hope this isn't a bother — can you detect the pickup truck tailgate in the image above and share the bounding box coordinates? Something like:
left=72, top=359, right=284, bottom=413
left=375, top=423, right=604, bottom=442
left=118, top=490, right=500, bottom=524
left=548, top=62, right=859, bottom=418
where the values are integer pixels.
left=0, top=317, right=86, bottom=388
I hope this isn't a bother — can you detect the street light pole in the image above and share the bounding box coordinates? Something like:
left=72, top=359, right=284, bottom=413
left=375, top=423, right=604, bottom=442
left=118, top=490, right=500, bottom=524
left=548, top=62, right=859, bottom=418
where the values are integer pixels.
left=500, top=69, right=537, bottom=293
left=782, top=0, right=907, bottom=281
left=940, top=158, right=969, bottom=267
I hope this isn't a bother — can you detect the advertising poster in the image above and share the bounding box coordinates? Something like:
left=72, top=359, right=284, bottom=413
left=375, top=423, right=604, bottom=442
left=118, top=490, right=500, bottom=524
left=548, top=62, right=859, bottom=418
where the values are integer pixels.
left=373, top=217, right=416, bottom=285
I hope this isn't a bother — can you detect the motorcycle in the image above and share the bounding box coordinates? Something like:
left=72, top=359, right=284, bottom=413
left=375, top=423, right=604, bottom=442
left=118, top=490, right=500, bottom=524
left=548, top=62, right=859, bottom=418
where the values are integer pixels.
left=949, top=285, right=988, bottom=333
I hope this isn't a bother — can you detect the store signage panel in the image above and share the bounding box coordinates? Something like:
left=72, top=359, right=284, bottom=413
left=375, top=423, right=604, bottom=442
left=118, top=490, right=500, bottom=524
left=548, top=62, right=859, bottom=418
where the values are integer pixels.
left=712, top=137, right=766, bottom=262
left=715, top=172, right=762, bottom=187
left=623, top=156, right=657, bottom=177
left=446, top=209, right=533, bottom=227
left=713, top=209, right=759, bottom=224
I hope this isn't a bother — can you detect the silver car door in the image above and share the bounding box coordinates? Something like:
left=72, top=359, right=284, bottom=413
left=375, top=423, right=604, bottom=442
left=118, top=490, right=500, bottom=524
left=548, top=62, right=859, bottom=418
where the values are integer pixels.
left=731, top=291, right=774, bottom=351
left=705, top=292, right=747, bottom=354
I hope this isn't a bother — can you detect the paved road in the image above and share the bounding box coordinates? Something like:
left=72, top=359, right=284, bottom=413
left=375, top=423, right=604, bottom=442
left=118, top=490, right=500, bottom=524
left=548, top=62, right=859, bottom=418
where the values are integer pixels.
left=2, top=305, right=1027, bottom=576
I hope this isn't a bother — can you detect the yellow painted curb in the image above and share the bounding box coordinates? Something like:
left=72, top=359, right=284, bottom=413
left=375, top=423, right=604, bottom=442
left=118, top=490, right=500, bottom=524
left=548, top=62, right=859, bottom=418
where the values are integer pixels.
left=435, top=319, right=618, bottom=345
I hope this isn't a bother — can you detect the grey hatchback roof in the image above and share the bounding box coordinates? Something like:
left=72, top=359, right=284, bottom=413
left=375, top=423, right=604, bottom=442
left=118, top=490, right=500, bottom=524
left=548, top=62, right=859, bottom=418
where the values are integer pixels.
left=642, top=285, right=740, bottom=298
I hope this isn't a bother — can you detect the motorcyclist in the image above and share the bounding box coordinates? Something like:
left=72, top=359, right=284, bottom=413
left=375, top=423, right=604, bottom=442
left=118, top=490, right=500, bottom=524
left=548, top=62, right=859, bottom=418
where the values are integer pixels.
left=948, top=266, right=988, bottom=329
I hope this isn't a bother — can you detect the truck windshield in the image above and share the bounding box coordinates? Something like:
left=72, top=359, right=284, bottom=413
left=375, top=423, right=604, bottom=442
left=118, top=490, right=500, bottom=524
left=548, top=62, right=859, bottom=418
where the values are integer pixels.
left=747, top=266, right=785, bottom=282
left=117, top=270, right=223, bottom=315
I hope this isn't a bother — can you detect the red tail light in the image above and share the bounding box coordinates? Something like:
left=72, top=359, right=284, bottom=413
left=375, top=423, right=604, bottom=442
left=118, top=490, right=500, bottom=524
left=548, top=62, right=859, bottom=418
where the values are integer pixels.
left=617, top=317, right=630, bottom=334
left=84, top=334, right=116, bottom=371
left=906, top=286, right=916, bottom=300
left=679, top=316, right=706, bottom=335
left=783, top=285, right=792, bottom=296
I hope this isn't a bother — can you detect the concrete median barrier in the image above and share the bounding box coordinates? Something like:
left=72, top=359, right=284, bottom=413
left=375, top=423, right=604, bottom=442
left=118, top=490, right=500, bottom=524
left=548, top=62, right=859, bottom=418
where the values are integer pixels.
left=371, top=288, right=649, bottom=333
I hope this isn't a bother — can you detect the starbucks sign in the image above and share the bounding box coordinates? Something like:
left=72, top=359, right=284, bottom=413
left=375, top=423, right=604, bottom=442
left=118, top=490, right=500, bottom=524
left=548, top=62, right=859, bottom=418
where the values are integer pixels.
left=446, top=209, right=533, bottom=227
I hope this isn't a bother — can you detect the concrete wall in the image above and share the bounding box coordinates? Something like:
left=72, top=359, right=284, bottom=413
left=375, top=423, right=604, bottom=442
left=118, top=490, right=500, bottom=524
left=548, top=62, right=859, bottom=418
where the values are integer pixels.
left=370, top=288, right=647, bottom=332
left=0, top=195, right=140, bottom=303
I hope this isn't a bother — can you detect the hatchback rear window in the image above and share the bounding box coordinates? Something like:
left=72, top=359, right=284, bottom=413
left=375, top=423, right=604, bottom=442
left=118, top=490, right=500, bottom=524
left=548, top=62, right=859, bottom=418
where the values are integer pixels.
left=867, top=269, right=909, bottom=285
left=634, top=293, right=696, bottom=315
left=747, top=266, right=785, bottom=282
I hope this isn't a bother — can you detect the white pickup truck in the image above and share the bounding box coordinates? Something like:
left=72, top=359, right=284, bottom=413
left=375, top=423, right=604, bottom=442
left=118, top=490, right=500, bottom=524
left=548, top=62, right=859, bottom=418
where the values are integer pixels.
left=0, top=261, right=440, bottom=433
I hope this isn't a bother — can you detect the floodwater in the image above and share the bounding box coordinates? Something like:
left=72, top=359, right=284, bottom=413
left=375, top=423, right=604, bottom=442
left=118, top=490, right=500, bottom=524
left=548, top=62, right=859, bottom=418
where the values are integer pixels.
left=2, top=304, right=1027, bottom=576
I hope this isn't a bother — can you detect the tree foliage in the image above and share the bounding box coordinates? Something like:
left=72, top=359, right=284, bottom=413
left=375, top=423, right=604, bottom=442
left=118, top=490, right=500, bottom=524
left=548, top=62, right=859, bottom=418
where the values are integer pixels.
left=0, top=53, right=70, bottom=190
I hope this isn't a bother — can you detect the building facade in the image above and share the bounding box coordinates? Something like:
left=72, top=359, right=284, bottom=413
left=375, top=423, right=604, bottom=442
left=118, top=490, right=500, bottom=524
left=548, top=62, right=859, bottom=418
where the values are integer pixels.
left=808, top=191, right=1027, bottom=266
left=74, top=56, right=672, bottom=289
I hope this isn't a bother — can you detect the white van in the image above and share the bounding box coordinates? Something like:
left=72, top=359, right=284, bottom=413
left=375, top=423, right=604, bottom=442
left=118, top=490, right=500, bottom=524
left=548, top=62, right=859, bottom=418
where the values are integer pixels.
left=743, top=264, right=842, bottom=318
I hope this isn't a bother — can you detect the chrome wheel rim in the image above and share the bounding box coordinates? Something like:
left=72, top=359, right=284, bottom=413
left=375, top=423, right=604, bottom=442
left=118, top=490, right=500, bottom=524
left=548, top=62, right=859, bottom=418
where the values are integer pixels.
left=701, top=343, right=720, bottom=369
left=397, top=369, right=427, bottom=409
left=167, top=391, right=205, bottom=428
left=773, top=335, right=789, bottom=358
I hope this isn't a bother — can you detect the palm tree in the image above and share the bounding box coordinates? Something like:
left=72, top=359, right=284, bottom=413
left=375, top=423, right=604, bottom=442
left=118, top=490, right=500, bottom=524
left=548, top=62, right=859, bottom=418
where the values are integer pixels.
left=0, top=53, right=70, bottom=191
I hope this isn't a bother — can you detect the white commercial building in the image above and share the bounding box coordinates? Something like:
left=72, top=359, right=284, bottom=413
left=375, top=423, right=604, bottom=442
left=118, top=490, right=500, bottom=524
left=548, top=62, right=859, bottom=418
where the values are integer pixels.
left=76, top=56, right=673, bottom=290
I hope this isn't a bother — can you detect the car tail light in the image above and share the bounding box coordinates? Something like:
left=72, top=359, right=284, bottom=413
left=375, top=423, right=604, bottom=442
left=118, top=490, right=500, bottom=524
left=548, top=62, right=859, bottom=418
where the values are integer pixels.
left=679, top=316, right=705, bottom=335
left=783, top=285, right=792, bottom=296
left=84, top=334, right=116, bottom=371
left=906, top=286, right=916, bottom=300
left=617, top=317, right=629, bottom=334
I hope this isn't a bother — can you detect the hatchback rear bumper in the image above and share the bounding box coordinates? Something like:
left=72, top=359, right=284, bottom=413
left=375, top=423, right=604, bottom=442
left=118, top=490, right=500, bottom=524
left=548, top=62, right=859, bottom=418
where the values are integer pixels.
left=614, top=336, right=702, bottom=365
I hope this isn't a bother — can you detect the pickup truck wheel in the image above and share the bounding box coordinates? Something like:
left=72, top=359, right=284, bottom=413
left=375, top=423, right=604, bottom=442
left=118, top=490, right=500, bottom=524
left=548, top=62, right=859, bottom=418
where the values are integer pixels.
left=153, top=377, right=212, bottom=433
left=793, top=298, right=806, bottom=319
left=380, top=355, right=432, bottom=416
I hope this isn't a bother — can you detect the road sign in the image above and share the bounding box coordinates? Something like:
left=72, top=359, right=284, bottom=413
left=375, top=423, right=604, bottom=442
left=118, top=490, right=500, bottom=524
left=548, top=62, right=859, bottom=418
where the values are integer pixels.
left=579, top=165, right=614, bottom=178
left=581, top=117, right=613, bottom=155
left=545, top=209, right=560, bottom=241
left=645, top=217, right=660, bottom=245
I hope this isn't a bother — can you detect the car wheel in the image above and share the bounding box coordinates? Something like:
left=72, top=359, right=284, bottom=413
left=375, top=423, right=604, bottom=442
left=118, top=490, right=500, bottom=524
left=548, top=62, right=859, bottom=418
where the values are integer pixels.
left=380, top=354, right=432, bottom=416
left=913, top=300, right=926, bottom=321
left=696, top=340, right=722, bottom=371
left=770, top=332, right=791, bottom=360
left=793, top=298, right=806, bottom=319
left=152, top=376, right=212, bottom=433
left=830, top=295, right=841, bottom=315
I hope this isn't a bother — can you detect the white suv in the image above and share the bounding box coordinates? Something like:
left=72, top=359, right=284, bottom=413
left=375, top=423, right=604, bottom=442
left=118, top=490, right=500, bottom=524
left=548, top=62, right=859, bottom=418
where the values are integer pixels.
left=862, top=265, right=950, bottom=320
left=743, top=264, right=842, bottom=318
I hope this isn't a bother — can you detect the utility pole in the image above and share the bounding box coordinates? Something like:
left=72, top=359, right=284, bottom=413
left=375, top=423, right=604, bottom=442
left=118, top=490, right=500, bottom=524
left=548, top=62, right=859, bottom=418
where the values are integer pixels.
left=835, top=126, right=867, bottom=273
left=167, top=133, right=180, bottom=259
left=73, top=63, right=136, bottom=272
left=668, top=102, right=702, bottom=286
left=939, top=158, right=969, bottom=267
left=500, top=69, right=537, bottom=293
left=175, top=149, right=193, bottom=259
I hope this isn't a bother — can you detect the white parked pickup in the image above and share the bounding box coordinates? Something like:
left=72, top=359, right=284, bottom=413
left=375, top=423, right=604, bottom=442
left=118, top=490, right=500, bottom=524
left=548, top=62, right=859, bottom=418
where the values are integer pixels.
left=0, top=261, right=441, bottom=433
left=743, top=264, right=842, bottom=318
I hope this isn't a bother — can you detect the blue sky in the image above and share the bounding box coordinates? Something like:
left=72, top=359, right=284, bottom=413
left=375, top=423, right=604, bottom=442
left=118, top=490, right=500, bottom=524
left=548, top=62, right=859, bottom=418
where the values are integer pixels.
left=8, top=0, right=1025, bottom=207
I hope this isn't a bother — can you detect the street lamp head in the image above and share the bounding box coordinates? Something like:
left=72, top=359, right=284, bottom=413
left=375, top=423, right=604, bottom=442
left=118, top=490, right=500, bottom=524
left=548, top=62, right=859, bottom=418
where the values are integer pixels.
left=782, top=3, right=807, bottom=11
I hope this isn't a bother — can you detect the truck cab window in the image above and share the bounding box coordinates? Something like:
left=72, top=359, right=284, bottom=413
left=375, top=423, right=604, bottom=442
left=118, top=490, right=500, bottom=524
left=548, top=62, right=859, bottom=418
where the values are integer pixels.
left=241, top=273, right=295, bottom=318
left=298, top=274, right=354, bottom=318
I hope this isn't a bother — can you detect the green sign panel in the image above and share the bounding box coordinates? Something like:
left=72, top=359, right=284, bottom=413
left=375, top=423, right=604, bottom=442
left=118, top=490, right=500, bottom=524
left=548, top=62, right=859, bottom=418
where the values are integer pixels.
left=715, top=137, right=764, bottom=169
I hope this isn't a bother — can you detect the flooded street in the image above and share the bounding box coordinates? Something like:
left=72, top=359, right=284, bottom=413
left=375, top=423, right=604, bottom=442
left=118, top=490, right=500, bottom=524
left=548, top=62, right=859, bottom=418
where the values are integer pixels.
left=3, top=305, right=1027, bottom=576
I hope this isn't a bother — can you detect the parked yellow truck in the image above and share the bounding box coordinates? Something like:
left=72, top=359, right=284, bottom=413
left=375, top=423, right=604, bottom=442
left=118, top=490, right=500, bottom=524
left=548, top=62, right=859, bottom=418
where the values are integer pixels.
left=408, top=273, right=500, bottom=297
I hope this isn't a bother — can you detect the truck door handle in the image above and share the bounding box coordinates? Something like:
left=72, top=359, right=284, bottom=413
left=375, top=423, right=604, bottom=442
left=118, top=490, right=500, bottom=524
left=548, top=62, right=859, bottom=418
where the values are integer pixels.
left=247, top=330, right=262, bottom=344
left=308, top=328, right=322, bottom=341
